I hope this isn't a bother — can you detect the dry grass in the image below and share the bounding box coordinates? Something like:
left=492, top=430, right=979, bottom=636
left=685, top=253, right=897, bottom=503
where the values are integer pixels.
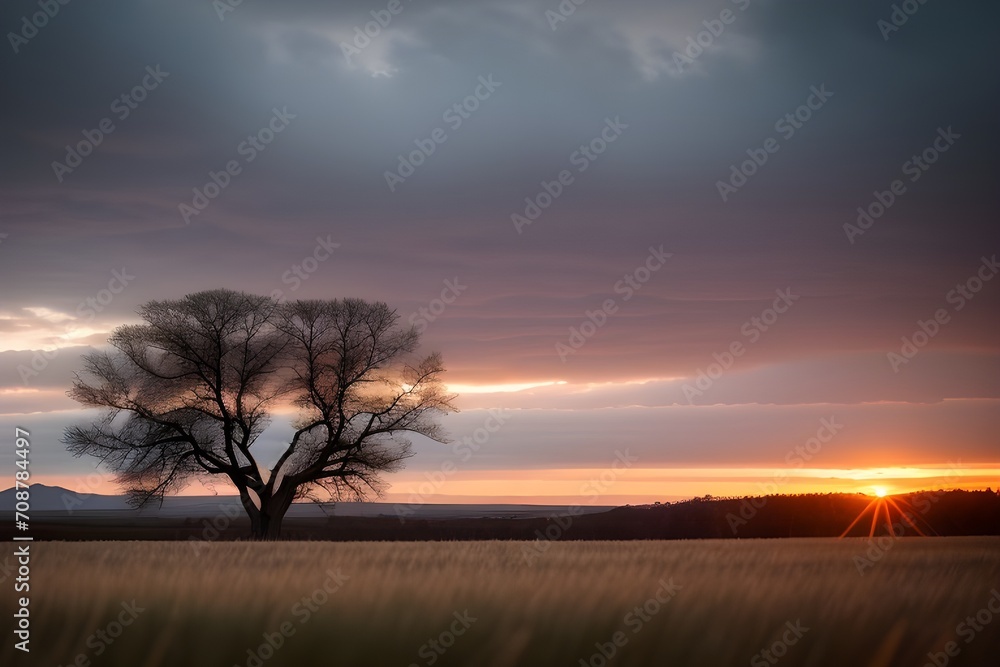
left=4, top=538, right=998, bottom=666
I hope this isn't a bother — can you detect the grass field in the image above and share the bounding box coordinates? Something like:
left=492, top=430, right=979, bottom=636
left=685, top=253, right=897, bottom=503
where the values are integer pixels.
left=4, top=538, right=999, bottom=667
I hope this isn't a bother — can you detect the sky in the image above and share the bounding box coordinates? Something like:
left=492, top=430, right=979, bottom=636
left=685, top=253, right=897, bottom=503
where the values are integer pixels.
left=1, top=0, right=998, bottom=504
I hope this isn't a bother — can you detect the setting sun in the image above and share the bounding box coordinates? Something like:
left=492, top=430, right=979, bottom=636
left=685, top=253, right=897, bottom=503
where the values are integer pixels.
left=873, top=486, right=887, bottom=498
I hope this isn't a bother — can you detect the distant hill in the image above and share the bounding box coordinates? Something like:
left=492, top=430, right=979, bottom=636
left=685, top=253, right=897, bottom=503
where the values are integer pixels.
left=0, top=484, right=610, bottom=520
left=0, top=483, right=131, bottom=512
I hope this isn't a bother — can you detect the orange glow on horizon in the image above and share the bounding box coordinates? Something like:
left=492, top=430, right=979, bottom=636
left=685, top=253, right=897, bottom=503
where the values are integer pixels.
left=32, top=465, right=1000, bottom=505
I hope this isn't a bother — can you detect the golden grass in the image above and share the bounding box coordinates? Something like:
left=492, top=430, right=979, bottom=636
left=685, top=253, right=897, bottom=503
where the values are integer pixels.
left=4, top=538, right=998, bottom=666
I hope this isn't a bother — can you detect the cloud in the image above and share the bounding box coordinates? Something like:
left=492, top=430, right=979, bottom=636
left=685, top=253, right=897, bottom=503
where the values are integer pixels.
left=0, top=0, right=997, bottom=486
left=0, top=308, right=111, bottom=352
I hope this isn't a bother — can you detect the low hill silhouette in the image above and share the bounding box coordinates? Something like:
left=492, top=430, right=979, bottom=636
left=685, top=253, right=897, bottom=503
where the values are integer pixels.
left=2, top=488, right=997, bottom=541
left=591, top=489, right=1000, bottom=539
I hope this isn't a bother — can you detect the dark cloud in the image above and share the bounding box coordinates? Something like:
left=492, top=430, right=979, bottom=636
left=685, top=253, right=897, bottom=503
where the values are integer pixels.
left=1, top=0, right=997, bottom=484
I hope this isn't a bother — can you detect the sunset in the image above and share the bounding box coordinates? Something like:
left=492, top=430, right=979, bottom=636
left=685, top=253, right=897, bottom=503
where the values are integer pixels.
left=1, top=0, right=998, bottom=665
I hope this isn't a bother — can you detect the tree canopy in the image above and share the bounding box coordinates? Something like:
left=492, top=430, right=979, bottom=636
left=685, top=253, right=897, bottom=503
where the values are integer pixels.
left=64, top=289, right=454, bottom=538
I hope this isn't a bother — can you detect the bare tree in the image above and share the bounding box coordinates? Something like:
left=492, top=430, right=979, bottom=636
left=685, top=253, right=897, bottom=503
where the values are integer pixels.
left=64, top=289, right=454, bottom=539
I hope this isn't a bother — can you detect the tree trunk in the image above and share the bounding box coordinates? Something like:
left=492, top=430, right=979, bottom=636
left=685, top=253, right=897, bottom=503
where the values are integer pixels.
left=238, top=489, right=263, bottom=539
left=248, top=487, right=295, bottom=540
left=259, top=512, right=282, bottom=540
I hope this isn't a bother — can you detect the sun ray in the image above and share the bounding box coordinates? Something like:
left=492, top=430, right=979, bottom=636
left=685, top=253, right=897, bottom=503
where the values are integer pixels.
left=868, top=499, right=882, bottom=538
left=839, top=498, right=879, bottom=539
left=885, top=497, right=927, bottom=537
left=891, top=496, right=939, bottom=536
left=840, top=490, right=943, bottom=540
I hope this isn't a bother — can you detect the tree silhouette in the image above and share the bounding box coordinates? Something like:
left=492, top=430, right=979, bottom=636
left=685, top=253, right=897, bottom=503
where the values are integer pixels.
left=64, top=289, right=454, bottom=539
